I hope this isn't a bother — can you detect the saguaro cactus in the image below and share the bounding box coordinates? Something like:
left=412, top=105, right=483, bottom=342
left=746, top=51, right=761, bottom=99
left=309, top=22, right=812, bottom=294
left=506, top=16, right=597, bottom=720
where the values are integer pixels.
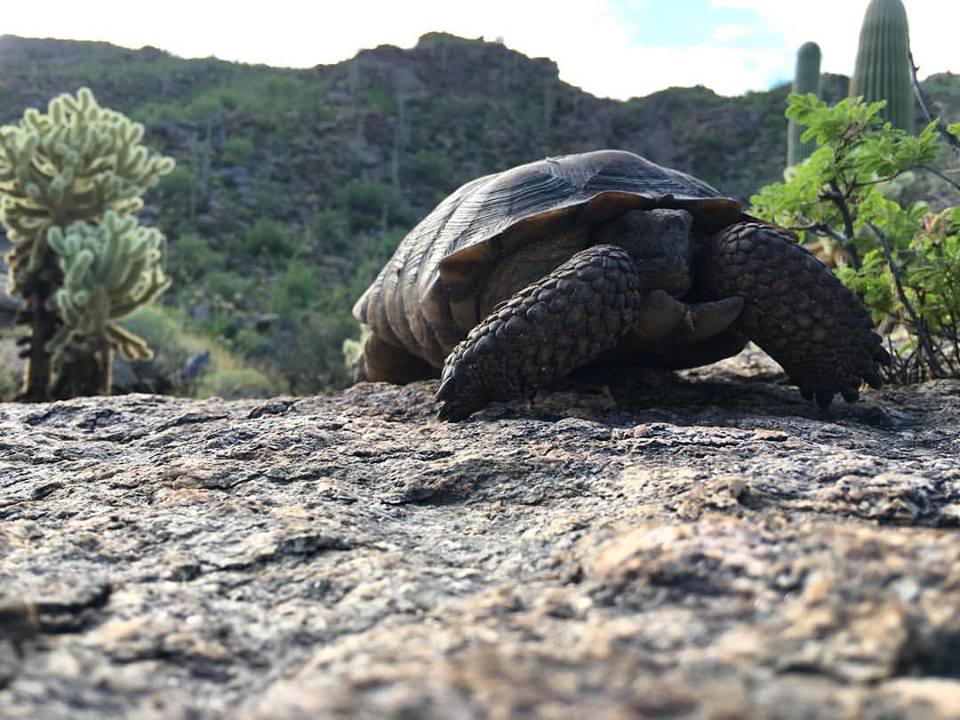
left=0, top=87, right=174, bottom=399
left=787, top=42, right=822, bottom=166
left=849, top=0, right=914, bottom=132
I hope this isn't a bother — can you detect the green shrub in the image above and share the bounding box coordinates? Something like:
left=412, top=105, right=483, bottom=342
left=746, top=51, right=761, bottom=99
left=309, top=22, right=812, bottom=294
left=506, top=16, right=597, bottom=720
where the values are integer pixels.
left=196, top=368, right=278, bottom=399
left=265, top=76, right=304, bottom=100
left=120, top=304, right=286, bottom=397
left=233, top=326, right=271, bottom=358
left=269, top=260, right=326, bottom=314
left=203, top=271, right=258, bottom=304
left=120, top=305, right=202, bottom=367
left=752, top=93, right=959, bottom=381
left=159, top=167, right=198, bottom=198
left=269, top=310, right=358, bottom=393
left=0, top=363, right=18, bottom=400
left=116, top=305, right=208, bottom=394
left=167, top=232, right=225, bottom=283
left=339, top=180, right=408, bottom=233
left=310, top=210, right=350, bottom=253
left=184, top=94, right=222, bottom=121
left=222, top=136, right=256, bottom=165
left=239, top=218, right=297, bottom=259
left=403, top=149, right=449, bottom=186
left=132, top=101, right=187, bottom=125
left=213, top=85, right=262, bottom=114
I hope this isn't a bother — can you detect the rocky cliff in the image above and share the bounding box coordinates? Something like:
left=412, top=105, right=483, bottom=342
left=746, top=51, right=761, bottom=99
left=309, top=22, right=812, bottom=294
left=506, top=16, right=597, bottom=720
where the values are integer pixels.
left=2, top=352, right=959, bottom=718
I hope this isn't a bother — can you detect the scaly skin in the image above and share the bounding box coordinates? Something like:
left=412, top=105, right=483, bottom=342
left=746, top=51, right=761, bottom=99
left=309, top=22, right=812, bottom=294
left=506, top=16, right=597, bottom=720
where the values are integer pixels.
left=435, top=244, right=643, bottom=421
left=435, top=222, right=890, bottom=420
left=701, top=222, right=890, bottom=407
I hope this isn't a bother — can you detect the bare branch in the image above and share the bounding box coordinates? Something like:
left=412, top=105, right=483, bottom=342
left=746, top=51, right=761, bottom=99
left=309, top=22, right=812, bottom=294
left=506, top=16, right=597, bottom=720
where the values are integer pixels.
left=851, top=170, right=930, bottom=191
left=868, top=221, right=944, bottom=377
left=921, top=166, right=960, bottom=195
left=908, top=48, right=960, bottom=161
left=824, top=182, right=860, bottom=268
left=787, top=222, right=848, bottom=244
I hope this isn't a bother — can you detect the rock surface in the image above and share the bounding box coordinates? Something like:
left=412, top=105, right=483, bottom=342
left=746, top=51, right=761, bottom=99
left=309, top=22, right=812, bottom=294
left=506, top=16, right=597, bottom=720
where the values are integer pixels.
left=1, top=351, right=959, bottom=719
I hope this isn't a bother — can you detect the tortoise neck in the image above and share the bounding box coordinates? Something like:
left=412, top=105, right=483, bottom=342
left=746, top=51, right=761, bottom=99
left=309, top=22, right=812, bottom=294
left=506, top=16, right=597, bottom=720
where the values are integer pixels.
left=477, top=226, right=592, bottom=319
left=592, top=209, right=694, bottom=296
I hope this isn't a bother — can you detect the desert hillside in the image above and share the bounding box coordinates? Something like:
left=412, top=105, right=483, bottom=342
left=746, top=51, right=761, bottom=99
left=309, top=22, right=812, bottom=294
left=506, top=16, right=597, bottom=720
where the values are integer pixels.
left=2, top=33, right=958, bottom=394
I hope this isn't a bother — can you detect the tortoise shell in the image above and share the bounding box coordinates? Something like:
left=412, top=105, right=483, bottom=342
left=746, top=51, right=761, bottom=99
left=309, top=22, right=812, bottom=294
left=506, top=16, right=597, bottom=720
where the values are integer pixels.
left=353, top=149, right=745, bottom=367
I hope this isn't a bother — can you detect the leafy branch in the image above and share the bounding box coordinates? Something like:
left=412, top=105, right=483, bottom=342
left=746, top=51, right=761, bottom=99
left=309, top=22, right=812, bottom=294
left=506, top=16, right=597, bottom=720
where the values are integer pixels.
left=752, top=93, right=960, bottom=382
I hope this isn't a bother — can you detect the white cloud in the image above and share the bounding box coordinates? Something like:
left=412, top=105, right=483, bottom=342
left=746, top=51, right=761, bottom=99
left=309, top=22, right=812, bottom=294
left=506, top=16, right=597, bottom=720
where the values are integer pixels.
left=560, top=43, right=789, bottom=98
left=712, top=0, right=959, bottom=83
left=2, top=0, right=958, bottom=100
left=712, top=23, right=752, bottom=43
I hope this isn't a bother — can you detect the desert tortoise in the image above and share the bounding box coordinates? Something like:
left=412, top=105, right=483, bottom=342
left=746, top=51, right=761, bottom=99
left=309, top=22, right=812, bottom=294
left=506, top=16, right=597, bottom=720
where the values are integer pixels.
left=353, top=150, right=889, bottom=420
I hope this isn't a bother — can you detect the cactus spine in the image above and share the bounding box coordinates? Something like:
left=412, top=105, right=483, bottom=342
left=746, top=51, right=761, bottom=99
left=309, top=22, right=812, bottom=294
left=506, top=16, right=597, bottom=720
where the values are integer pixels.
left=787, top=42, right=822, bottom=166
left=849, top=0, right=914, bottom=131
left=0, top=88, right=174, bottom=399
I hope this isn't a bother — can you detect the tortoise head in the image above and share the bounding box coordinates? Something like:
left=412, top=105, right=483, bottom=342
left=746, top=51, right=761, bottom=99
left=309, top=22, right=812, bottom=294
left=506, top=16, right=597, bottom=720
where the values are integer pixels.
left=593, top=209, right=695, bottom=296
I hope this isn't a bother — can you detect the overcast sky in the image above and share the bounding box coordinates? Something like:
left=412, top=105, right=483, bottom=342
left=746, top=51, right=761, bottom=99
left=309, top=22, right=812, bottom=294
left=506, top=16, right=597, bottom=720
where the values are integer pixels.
left=3, top=0, right=958, bottom=99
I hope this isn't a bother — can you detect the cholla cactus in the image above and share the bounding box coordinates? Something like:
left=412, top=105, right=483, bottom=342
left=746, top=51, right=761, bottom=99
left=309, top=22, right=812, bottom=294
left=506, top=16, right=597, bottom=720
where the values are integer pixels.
left=0, top=87, right=174, bottom=398
left=44, top=212, right=170, bottom=396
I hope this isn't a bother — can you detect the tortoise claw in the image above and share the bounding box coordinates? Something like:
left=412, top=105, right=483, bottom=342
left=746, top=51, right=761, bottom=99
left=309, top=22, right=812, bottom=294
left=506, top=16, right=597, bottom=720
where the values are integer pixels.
left=435, top=400, right=468, bottom=422
left=873, top=345, right=892, bottom=366
left=862, top=369, right=884, bottom=389
left=434, top=364, right=486, bottom=421
left=435, top=372, right=457, bottom=402
left=840, top=387, right=860, bottom=403
left=815, top=390, right=835, bottom=408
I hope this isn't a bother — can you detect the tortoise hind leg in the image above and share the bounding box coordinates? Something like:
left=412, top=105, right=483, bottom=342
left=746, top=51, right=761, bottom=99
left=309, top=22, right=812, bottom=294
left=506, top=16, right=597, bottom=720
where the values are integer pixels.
left=435, top=244, right=644, bottom=421
left=356, top=332, right=439, bottom=384
left=700, top=222, right=890, bottom=407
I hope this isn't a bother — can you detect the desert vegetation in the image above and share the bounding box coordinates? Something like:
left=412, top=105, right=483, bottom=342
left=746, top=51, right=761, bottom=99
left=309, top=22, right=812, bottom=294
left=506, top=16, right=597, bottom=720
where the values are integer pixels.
left=0, top=15, right=958, bottom=399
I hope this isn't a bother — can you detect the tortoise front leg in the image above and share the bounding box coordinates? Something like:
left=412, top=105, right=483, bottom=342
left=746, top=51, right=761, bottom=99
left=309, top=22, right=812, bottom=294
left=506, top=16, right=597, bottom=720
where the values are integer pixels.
left=435, top=244, right=644, bottom=421
left=701, top=221, right=890, bottom=407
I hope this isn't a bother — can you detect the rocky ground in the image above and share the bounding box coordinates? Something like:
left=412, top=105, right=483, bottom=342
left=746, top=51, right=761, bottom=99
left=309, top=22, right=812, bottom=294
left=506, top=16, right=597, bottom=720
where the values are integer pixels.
left=1, top=351, right=959, bottom=719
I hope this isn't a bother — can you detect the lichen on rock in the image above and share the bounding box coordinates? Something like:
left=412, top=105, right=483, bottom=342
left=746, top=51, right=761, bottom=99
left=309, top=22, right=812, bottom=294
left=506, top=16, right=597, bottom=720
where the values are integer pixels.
left=1, top=352, right=959, bottom=718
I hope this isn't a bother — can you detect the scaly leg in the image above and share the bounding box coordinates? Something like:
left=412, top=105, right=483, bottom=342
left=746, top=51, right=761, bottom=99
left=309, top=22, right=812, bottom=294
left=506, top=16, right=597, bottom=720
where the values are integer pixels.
left=701, top=222, right=890, bottom=407
left=435, top=244, right=644, bottom=420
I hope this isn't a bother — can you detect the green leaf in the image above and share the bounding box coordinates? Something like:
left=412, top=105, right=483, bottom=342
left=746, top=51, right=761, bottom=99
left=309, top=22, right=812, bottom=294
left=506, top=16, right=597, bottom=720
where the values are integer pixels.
left=755, top=95, right=960, bottom=377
